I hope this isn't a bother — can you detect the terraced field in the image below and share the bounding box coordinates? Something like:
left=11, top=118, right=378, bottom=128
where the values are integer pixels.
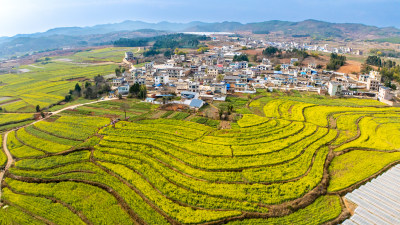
left=1, top=97, right=399, bottom=224
left=59, top=47, right=142, bottom=63
left=0, top=114, right=35, bottom=132
left=0, top=60, right=115, bottom=112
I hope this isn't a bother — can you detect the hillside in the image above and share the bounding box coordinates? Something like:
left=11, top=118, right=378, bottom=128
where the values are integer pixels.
left=1, top=92, right=400, bottom=224
left=1, top=19, right=400, bottom=59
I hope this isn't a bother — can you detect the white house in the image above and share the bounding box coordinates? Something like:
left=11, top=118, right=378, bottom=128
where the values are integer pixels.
left=328, top=81, right=341, bottom=96
left=367, top=79, right=379, bottom=91
left=378, top=86, right=392, bottom=101
left=154, top=75, right=170, bottom=85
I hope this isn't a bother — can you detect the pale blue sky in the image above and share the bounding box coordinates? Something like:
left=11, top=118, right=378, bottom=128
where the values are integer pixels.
left=0, top=0, right=399, bottom=36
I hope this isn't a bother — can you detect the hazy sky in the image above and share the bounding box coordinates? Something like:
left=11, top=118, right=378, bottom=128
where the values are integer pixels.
left=1, top=0, right=399, bottom=37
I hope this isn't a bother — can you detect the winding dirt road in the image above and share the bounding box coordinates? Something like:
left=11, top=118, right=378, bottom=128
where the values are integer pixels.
left=0, top=97, right=117, bottom=202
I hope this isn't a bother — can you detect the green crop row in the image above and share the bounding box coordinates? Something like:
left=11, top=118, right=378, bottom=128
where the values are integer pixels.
left=160, top=111, right=174, bottom=118
left=2, top=188, right=85, bottom=225
left=8, top=162, right=169, bottom=224
left=227, top=195, right=341, bottom=225
left=171, top=112, right=190, bottom=120
left=0, top=204, right=45, bottom=225
left=95, top=149, right=269, bottom=213
left=0, top=113, right=33, bottom=125
left=95, top=140, right=330, bottom=205
left=335, top=117, right=400, bottom=151
left=100, top=161, right=243, bottom=224
left=5, top=179, right=133, bottom=225
left=15, top=151, right=90, bottom=170
left=16, top=128, right=71, bottom=153
left=328, top=150, right=400, bottom=192
left=25, top=125, right=82, bottom=146
left=34, top=121, right=99, bottom=141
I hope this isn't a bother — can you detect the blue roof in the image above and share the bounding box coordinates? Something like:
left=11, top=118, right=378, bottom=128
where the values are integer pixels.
left=301, top=72, right=307, bottom=75
left=190, top=99, right=204, bottom=108
left=274, top=71, right=283, bottom=74
left=156, top=83, right=162, bottom=87
left=181, top=91, right=197, bottom=95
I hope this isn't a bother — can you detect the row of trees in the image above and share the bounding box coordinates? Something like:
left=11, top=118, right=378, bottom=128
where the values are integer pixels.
left=262, top=46, right=281, bottom=56
left=326, top=53, right=346, bottom=70
left=366, top=56, right=397, bottom=68
left=128, top=82, right=147, bottom=99
left=233, top=54, right=249, bottom=62
left=113, top=38, right=149, bottom=47
left=65, top=75, right=111, bottom=101
left=262, top=47, right=309, bottom=61
left=370, top=49, right=400, bottom=58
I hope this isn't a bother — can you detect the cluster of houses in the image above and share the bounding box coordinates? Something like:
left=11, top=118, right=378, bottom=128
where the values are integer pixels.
left=267, top=41, right=363, bottom=55
left=109, top=37, right=397, bottom=109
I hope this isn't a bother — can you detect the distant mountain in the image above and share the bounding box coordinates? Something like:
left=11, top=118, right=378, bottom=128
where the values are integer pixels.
left=0, top=29, right=167, bottom=59
left=9, top=19, right=400, bottom=40
left=1, top=19, right=400, bottom=59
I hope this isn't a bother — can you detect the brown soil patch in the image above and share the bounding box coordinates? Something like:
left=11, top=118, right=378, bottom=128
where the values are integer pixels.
left=219, top=121, right=230, bottom=129
left=66, top=77, right=89, bottom=82
left=241, top=49, right=264, bottom=55
left=160, top=104, right=188, bottom=111
left=343, top=197, right=357, bottom=216
left=337, top=60, right=361, bottom=74
left=0, top=98, right=21, bottom=106
left=302, top=55, right=329, bottom=66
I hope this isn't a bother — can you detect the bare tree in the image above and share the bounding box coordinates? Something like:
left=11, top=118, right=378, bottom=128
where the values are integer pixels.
left=120, top=103, right=130, bottom=120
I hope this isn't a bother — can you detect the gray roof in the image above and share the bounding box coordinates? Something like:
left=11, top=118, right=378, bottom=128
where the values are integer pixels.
left=190, top=99, right=204, bottom=108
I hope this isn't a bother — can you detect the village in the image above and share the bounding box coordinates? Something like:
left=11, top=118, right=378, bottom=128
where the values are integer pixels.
left=110, top=34, right=399, bottom=109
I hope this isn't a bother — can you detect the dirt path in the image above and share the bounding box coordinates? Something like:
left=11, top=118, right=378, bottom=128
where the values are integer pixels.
left=0, top=97, right=117, bottom=203
left=0, top=131, right=14, bottom=202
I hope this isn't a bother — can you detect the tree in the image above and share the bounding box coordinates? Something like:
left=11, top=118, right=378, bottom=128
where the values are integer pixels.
left=197, top=47, right=209, bottom=53
left=84, top=86, right=97, bottom=99
left=274, top=64, right=281, bottom=71
left=361, top=64, right=373, bottom=74
left=293, top=61, right=300, bottom=67
left=74, top=83, right=82, bottom=97
left=94, top=75, right=105, bottom=85
left=233, top=54, right=249, bottom=62
left=115, top=68, right=122, bottom=77
left=129, top=82, right=141, bottom=97
left=118, top=93, right=123, bottom=99
left=36, top=105, right=40, bottom=112
left=138, top=85, right=147, bottom=100
left=366, top=56, right=382, bottom=67
left=65, top=94, right=72, bottom=102
left=120, top=103, right=130, bottom=120
left=326, top=53, right=346, bottom=70
left=164, top=50, right=173, bottom=58
left=262, top=46, right=280, bottom=56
